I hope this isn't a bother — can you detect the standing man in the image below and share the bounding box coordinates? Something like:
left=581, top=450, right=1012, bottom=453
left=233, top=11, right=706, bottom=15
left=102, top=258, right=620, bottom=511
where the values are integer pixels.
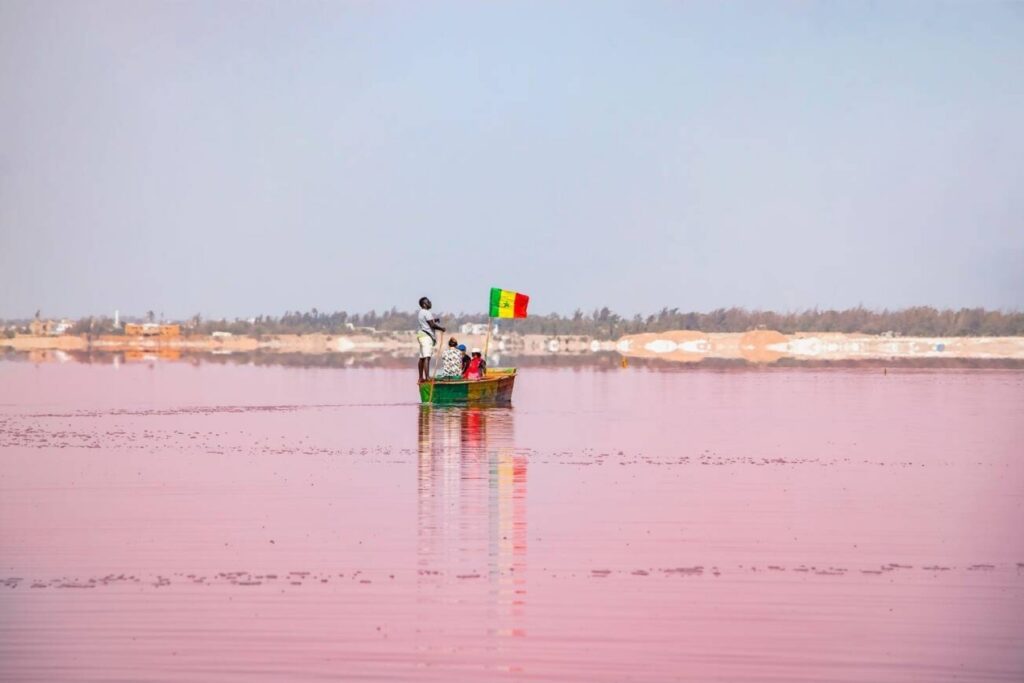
left=417, top=296, right=445, bottom=382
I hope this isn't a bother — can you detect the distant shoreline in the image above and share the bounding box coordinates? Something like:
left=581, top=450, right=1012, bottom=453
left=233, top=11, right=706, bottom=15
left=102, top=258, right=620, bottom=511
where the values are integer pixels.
left=4, top=330, right=1023, bottom=363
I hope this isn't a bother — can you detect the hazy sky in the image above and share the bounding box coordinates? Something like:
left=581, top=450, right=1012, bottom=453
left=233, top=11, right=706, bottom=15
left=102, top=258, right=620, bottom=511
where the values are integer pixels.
left=1, top=1, right=1022, bottom=319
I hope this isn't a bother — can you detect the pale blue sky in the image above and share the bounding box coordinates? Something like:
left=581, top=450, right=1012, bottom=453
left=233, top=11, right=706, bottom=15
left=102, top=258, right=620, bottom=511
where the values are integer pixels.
left=1, top=1, right=1022, bottom=319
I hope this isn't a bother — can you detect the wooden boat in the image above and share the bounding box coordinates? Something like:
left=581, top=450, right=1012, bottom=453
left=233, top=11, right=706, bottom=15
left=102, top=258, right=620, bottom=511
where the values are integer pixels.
left=418, top=368, right=517, bottom=405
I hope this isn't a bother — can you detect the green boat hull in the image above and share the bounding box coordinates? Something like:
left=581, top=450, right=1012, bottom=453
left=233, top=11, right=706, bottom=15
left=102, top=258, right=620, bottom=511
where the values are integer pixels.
left=419, top=368, right=517, bottom=405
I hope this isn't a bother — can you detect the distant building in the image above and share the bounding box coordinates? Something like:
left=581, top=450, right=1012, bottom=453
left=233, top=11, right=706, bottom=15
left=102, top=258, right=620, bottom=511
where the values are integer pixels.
left=28, top=319, right=73, bottom=336
left=460, top=323, right=490, bottom=336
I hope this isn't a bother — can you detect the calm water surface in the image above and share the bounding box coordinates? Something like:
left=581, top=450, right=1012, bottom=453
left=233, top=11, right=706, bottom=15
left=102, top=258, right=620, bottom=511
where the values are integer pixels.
left=1, top=361, right=1022, bottom=682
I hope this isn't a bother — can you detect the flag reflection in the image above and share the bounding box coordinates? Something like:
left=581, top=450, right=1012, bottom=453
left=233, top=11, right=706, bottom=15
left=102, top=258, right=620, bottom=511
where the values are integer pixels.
left=417, top=405, right=528, bottom=644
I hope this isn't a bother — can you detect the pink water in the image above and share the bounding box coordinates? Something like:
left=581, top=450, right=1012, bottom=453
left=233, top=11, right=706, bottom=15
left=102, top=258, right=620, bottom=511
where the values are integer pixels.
left=1, top=360, right=1022, bottom=682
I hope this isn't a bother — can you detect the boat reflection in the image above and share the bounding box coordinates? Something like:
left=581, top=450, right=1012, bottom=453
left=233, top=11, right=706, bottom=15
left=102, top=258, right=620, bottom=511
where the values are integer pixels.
left=417, top=405, right=528, bottom=643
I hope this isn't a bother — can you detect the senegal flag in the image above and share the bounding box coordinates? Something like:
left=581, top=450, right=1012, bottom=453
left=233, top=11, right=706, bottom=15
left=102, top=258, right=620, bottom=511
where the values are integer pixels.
left=489, top=287, right=529, bottom=319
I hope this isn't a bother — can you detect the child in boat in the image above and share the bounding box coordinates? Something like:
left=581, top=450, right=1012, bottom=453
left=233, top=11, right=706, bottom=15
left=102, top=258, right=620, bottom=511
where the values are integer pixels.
left=458, top=344, right=470, bottom=376
left=464, top=348, right=487, bottom=380
left=437, top=338, right=464, bottom=379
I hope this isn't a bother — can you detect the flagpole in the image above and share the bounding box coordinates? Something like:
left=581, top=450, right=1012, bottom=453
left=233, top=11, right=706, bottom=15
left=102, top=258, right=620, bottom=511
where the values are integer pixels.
left=482, top=317, right=493, bottom=368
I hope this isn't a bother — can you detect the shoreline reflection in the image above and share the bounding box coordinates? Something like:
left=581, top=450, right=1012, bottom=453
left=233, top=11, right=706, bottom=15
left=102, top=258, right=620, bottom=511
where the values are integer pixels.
left=7, top=348, right=1022, bottom=370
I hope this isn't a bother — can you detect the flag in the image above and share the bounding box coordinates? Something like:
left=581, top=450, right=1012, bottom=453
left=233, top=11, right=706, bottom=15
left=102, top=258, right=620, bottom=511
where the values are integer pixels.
left=489, top=287, right=529, bottom=319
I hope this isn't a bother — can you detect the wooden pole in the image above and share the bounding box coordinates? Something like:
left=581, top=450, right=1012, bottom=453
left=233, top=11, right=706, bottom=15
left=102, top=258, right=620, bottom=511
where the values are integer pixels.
left=428, top=329, right=446, bottom=402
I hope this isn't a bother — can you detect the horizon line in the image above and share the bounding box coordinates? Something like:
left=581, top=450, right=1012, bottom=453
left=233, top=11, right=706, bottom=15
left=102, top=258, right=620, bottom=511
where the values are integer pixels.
left=4, top=303, right=1024, bottom=323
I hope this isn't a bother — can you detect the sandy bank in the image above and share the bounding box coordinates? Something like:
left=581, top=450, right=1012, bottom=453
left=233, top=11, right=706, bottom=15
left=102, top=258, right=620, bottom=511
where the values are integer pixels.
left=5, top=330, right=1024, bottom=363
left=616, top=331, right=1024, bottom=362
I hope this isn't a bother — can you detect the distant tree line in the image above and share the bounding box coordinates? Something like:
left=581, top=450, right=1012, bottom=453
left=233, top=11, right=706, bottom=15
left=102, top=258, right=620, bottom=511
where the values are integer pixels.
left=3, top=306, right=1022, bottom=339
left=6, top=306, right=1021, bottom=339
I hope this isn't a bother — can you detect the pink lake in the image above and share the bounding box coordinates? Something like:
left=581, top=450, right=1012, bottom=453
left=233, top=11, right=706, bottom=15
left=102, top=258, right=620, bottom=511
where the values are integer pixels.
left=1, top=359, right=1022, bottom=681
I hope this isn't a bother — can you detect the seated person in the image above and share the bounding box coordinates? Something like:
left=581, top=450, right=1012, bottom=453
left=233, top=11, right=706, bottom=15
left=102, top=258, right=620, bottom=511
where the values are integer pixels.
left=458, top=344, right=470, bottom=376
left=436, top=338, right=465, bottom=380
left=464, top=348, right=487, bottom=380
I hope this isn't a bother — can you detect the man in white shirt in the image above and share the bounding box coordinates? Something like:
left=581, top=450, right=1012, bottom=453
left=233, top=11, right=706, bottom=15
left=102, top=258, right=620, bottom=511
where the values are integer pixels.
left=417, top=297, right=445, bottom=382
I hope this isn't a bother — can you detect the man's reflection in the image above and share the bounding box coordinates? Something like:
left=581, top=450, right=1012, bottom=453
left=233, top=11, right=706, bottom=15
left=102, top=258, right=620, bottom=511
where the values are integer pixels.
left=417, top=405, right=527, bottom=640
